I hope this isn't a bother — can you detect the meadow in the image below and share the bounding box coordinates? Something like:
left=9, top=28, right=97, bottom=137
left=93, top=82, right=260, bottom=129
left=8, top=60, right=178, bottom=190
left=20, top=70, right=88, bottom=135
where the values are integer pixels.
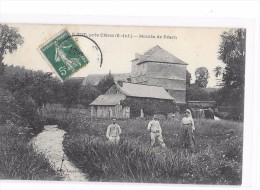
left=0, top=122, right=61, bottom=180
left=60, top=115, right=243, bottom=184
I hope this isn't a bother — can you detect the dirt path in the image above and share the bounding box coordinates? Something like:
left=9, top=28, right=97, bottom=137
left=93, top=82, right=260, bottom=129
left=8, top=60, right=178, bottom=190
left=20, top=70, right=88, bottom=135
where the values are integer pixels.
left=32, top=125, right=87, bottom=181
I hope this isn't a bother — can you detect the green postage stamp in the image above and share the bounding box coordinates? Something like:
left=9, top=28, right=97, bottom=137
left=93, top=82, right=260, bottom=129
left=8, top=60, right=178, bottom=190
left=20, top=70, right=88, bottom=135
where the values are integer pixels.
left=39, top=29, right=88, bottom=80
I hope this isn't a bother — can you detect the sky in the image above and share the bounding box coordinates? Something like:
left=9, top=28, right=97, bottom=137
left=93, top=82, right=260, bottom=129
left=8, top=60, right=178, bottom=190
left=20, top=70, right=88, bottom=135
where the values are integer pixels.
left=4, top=24, right=230, bottom=87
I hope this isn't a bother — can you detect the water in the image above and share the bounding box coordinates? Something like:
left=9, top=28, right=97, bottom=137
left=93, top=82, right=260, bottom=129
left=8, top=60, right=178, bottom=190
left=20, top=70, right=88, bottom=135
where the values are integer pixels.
left=32, top=125, right=88, bottom=181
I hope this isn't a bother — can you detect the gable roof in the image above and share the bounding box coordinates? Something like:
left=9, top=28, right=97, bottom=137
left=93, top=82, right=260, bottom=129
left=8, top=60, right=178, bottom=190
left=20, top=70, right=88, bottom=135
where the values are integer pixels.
left=118, top=82, right=174, bottom=100
left=133, top=45, right=187, bottom=65
left=89, top=94, right=125, bottom=106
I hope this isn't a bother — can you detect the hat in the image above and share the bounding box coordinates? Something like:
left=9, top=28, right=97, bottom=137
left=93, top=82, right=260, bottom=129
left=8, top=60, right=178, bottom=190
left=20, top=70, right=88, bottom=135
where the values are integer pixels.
left=153, top=115, right=158, bottom=119
left=185, top=109, right=191, bottom=114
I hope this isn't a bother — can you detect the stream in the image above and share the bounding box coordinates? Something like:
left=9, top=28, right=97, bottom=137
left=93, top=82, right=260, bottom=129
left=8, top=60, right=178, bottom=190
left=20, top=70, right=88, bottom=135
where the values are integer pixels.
left=31, top=125, right=87, bottom=181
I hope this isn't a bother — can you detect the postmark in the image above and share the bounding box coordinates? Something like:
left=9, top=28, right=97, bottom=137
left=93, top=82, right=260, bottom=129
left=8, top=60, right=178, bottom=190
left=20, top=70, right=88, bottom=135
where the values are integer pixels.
left=39, top=29, right=89, bottom=80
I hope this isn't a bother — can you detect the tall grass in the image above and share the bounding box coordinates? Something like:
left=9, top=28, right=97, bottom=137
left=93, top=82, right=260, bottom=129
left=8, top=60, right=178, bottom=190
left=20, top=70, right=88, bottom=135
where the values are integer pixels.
left=0, top=123, right=61, bottom=180
left=61, top=116, right=243, bottom=184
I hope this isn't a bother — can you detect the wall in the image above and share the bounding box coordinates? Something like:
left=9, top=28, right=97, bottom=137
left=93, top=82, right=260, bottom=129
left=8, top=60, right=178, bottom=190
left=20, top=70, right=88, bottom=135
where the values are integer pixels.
left=131, top=62, right=186, bottom=94
left=90, top=105, right=130, bottom=119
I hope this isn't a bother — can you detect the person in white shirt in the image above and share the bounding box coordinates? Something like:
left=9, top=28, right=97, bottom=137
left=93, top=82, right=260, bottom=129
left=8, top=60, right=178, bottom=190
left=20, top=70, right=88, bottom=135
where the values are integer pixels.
left=106, top=118, right=121, bottom=144
left=147, top=115, right=166, bottom=148
left=180, top=109, right=196, bottom=151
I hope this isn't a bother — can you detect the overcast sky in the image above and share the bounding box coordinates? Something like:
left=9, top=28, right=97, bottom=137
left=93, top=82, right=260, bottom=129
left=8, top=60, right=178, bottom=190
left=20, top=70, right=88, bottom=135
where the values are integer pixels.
left=4, top=24, right=230, bottom=87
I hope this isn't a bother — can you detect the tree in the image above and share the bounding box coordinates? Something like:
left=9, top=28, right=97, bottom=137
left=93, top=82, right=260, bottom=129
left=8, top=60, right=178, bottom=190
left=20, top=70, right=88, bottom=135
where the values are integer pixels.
left=78, top=83, right=101, bottom=106
left=186, top=84, right=211, bottom=101
left=215, top=29, right=246, bottom=120
left=186, top=70, right=192, bottom=86
left=213, top=66, right=223, bottom=78
left=218, top=29, right=245, bottom=88
left=97, top=72, right=114, bottom=93
left=195, top=67, right=209, bottom=88
left=0, top=24, right=24, bottom=74
left=61, top=78, right=82, bottom=108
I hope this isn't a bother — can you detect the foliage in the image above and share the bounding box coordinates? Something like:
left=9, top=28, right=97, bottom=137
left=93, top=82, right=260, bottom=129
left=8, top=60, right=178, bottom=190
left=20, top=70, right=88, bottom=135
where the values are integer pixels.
left=97, top=72, right=114, bottom=93
left=0, top=89, right=20, bottom=124
left=218, top=29, right=245, bottom=89
left=186, top=70, right=192, bottom=86
left=3, top=66, right=63, bottom=106
left=0, top=24, right=24, bottom=65
left=186, top=84, right=212, bottom=101
left=0, top=122, right=61, bottom=180
left=61, top=116, right=243, bottom=184
left=195, top=67, right=209, bottom=88
left=78, top=83, right=101, bottom=107
left=121, top=97, right=176, bottom=117
left=60, top=78, right=83, bottom=108
left=215, top=29, right=246, bottom=118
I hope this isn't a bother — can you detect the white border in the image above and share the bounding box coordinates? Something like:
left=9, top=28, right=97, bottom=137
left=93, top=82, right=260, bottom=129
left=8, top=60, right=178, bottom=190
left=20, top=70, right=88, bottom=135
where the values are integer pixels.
left=0, top=1, right=259, bottom=190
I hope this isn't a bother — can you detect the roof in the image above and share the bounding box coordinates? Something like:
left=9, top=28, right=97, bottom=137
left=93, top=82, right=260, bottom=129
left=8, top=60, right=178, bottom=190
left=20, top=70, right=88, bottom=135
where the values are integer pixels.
left=133, top=45, right=187, bottom=65
left=119, top=82, right=174, bottom=100
left=82, top=73, right=131, bottom=85
left=89, top=94, right=125, bottom=106
left=187, top=101, right=216, bottom=103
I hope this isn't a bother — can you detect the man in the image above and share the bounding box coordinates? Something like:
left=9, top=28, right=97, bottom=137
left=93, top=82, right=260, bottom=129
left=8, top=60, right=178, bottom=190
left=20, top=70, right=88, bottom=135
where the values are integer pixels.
left=106, top=118, right=121, bottom=144
left=147, top=115, right=166, bottom=148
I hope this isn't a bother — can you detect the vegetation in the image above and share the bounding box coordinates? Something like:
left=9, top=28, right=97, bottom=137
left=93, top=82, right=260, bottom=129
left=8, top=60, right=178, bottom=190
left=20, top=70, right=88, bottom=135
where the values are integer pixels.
left=214, top=29, right=246, bottom=119
left=195, top=67, right=210, bottom=88
left=0, top=24, right=61, bottom=180
left=0, top=122, right=61, bottom=180
left=121, top=97, right=176, bottom=117
left=61, top=115, right=243, bottom=184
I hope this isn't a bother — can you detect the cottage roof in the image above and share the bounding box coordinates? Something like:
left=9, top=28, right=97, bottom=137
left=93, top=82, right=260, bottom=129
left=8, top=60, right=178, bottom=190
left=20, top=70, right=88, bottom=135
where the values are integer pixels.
left=119, top=82, right=174, bottom=100
left=89, top=94, right=125, bottom=106
left=133, top=45, right=187, bottom=65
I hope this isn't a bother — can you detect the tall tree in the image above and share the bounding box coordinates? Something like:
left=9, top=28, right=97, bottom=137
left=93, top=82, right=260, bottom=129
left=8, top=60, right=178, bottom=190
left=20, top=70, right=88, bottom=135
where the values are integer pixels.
left=78, top=83, right=101, bottom=106
left=186, top=70, right=192, bottom=86
left=216, top=29, right=246, bottom=119
left=97, top=71, right=114, bottom=93
left=218, top=29, right=245, bottom=88
left=195, top=67, right=209, bottom=88
left=61, top=78, right=82, bottom=108
left=0, top=24, right=24, bottom=74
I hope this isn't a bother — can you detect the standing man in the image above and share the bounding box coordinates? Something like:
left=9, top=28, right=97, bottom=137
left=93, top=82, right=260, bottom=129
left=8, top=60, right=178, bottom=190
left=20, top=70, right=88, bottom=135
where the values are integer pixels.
left=106, top=118, right=122, bottom=144
left=147, top=115, right=166, bottom=148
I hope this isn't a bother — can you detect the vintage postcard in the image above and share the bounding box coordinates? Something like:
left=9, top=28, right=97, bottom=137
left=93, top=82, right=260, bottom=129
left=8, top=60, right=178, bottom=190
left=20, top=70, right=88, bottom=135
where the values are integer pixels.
left=0, top=23, right=245, bottom=185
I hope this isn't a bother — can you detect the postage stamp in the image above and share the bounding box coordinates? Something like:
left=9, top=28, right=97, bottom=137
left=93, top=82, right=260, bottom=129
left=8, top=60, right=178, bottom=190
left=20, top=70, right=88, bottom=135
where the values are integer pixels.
left=39, top=29, right=88, bottom=80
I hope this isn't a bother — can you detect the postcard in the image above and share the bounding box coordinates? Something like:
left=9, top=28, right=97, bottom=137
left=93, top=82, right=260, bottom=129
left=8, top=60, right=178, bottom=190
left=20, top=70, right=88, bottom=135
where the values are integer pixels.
left=0, top=23, right=245, bottom=185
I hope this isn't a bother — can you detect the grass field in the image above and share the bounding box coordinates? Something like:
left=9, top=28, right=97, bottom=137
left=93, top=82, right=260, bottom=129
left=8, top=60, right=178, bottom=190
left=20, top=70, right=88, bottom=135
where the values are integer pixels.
left=60, top=115, right=243, bottom=184
left=0, top=123, right=61, bottom=180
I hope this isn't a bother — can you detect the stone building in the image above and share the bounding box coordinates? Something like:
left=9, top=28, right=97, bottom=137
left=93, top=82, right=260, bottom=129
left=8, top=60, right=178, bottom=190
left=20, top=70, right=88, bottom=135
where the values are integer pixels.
left=130, top=45, right=187, bottom=104
left=89, top=82, right=175, bottom=118
left=88, top=45, right=187, bottom=118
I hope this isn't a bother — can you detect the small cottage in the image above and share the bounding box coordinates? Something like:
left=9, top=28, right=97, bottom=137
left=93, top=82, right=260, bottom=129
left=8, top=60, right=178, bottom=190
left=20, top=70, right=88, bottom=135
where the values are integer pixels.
left=89, top=82, right=175, bottom=118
